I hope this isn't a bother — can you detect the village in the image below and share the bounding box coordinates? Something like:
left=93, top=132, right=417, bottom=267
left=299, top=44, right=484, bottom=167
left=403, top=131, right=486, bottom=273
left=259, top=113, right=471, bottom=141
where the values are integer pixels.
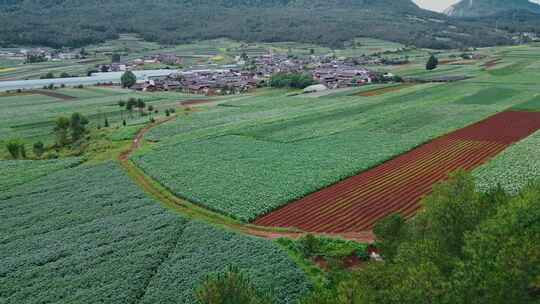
left=126, top=53, right=397, bottom=95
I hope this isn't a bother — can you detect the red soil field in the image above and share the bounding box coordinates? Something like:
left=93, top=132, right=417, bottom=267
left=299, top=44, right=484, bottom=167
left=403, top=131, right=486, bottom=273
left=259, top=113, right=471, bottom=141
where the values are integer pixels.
left=254, top=111, right=540, bottom=233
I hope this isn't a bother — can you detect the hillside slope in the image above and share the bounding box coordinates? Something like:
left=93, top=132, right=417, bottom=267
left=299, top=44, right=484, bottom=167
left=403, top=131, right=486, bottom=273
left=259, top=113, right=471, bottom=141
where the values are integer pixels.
left=444, top=0, right=540, bottom=17
left=0, top=0, right=512, bottom=49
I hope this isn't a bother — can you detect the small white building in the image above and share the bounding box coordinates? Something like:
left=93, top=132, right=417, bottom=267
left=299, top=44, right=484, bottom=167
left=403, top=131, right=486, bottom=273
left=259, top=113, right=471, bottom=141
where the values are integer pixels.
left=303, top=84, right=328, bottom=94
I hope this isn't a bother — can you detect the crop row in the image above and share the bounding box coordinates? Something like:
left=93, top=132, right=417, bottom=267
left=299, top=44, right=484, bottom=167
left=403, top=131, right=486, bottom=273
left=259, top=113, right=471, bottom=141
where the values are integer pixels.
left=474, top=129, right=540, bottom=194
left=1, top=162, right=311, bottom=304
left=255, top=111, right=540, bottom=233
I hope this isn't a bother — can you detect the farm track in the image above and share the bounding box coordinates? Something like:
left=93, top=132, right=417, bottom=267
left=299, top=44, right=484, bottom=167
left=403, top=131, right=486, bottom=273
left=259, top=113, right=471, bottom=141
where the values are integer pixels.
left=356, top=84, right=414, bottom=97
left=27, top=89, right=76, bottom=100
left=118, top=115, right=375, bottom=243
left=255, top=111, right=540, bottom=233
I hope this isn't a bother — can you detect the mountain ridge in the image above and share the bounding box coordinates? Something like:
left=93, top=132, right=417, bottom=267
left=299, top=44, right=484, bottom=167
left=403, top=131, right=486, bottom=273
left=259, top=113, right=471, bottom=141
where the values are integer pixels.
left=444, top=0, right=540, bottom=17
left=0, top=0, right=515, bottom=49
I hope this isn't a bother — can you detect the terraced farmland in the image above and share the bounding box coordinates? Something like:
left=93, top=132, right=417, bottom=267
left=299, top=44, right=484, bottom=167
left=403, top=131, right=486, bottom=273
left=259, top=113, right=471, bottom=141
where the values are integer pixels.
left=255, top=111, right=540, bottom=233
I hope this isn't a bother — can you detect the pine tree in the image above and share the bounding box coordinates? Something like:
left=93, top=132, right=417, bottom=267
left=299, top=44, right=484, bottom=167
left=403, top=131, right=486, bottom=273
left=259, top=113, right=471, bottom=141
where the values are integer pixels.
left=426, top=55, right=438, bottom=71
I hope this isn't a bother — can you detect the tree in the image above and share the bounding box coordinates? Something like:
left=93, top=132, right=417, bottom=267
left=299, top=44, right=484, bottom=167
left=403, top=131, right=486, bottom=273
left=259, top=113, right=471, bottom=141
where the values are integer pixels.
left=196, top=266, right=271, bottom=304
left=448, top=183, right=540, bottom=304
left=373, top=213, right=407, bottom=261
left=54, top=116, right=71, bottom=147
left=126, top=98, right=137, bottom=118
left=112, top=53, right=121, bottom=63
left=426, top=54, right=438, bottom=70
left=121, top=71, right=136, bottom=88
left=33, top=141, right=45, bottom=158
left=104, top=117, right=109, bottom=128
left=419, top=170, right=484, bottom=258
left=6, top=139, right=25, bottom=159
left=70, top=112, right=89, bottom=142
left=136, top=99, right=146, bottom=116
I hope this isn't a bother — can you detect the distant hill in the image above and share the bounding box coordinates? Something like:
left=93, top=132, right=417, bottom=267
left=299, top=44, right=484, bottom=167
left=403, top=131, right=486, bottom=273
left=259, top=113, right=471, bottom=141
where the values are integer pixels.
left=444, top=0, right=540, bottom=17
left=0, top=0, right=513, bottom=49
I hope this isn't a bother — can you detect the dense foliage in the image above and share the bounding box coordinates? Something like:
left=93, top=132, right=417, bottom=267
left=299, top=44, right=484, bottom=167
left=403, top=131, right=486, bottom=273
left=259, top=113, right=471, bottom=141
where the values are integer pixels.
left=445, top=0, right=540, bottom=17
left=300, top=171, right=540, bottom=303
left=121, top=71, right=137, bottom=88
left=269, top=73, right=316, bottom=89
left=0, top=0, right=514, bottom=49
left=0, top=162, right=311, bottom=304
left=196, top=266, right=271, bottom=304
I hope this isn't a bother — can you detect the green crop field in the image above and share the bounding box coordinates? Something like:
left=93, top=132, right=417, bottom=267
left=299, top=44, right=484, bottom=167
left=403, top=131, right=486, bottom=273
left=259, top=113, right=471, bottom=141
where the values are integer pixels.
left=474, top=129, right=540, bottom=194
left=0, top=87, right=204, bottom=148
left=0, top=158, right=82, bottom=192
left=133, top=73, right=538, bottom=221
left=3, top=41, right=540, bottom=304
left=0, top=161, right=311, bottom=304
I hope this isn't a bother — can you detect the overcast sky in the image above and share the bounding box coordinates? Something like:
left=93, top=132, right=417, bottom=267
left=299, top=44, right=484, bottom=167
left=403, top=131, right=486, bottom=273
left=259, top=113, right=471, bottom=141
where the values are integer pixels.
left=414, top=0, right=540, bottom=12
left=413, top=0, right=460, bottom=12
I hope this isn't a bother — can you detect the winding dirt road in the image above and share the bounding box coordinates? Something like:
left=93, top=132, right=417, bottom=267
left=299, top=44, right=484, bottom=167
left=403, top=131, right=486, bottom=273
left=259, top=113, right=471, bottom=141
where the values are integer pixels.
left=118, top=115, right=375, bottom=244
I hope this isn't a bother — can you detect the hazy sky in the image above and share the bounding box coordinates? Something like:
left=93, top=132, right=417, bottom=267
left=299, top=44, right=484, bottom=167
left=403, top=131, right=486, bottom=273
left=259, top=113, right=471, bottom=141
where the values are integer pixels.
left=414, top=0, right=540, bottom=12
left=413, top=0, right=460, bottom=12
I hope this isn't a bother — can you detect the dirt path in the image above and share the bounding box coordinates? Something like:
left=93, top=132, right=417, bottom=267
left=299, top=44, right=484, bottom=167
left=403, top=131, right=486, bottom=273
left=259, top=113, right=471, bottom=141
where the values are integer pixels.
left=27, top=89, right=76, bottom=100
left=118, top=115, right=375, bottom=244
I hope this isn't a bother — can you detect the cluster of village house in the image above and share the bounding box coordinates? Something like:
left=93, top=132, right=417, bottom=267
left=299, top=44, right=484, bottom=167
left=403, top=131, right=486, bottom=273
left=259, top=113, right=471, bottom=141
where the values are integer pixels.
left=130, top=53, right=386, bottom=95
left=96, top=54, right=184, bottom=72
left=0, top=48, right=81, bottom=62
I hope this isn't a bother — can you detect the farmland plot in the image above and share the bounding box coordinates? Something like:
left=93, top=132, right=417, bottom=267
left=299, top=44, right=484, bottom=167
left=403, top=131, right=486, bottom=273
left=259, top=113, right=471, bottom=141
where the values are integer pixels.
left=0, top=162, right=311, bottom=304
left=0, top=157, right=82, bottom=192
left=474, top=130, right=540, bottom=194
left=256, top=111, right=540, bottom=232
left=134, top=83, right=533, bottom=222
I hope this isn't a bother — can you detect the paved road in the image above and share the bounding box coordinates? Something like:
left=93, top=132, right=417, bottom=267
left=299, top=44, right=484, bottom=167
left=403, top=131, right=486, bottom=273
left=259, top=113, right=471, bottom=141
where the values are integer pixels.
left=0, top=69, right=180, bottom=91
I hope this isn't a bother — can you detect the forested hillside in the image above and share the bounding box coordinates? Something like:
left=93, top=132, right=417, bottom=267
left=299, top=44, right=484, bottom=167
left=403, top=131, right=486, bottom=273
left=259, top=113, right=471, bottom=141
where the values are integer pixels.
left=0, top=0, right=513, bottom=49
left=445, top=0, right=540, bottom=17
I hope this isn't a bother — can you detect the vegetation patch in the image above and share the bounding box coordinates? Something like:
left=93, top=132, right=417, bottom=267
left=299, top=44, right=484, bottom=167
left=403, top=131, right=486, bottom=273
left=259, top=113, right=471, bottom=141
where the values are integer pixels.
left=355, top=83, right=414, bottom=97
left=474, top=129, right=540, bottom=194
left=511, top=95, right=540, bottom=111
left=487, top=61, right=529, bottom=76
left=0, top=162, right=311, bottom=304
left=454, top=87, right=518, bottom=105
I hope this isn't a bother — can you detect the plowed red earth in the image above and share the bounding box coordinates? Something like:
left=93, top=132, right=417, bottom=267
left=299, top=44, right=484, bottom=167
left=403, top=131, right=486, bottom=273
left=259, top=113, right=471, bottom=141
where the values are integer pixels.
left=255, top=111, right=540, bottom=233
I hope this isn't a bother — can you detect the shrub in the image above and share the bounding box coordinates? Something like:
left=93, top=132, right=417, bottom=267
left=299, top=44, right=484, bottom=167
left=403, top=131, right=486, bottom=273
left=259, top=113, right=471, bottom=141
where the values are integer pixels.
left=33, top=141, right=45, bottom=158
left=196, top=266, right=272, bottom=304
left=6, top=139, right=25, bottom=159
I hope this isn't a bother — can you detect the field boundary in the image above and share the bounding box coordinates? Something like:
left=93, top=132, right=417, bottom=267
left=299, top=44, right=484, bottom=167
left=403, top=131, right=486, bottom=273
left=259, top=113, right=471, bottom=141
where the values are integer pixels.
left=27, top=89, right=77, bottom=100
left=118, top=115, right=375, bottom=243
